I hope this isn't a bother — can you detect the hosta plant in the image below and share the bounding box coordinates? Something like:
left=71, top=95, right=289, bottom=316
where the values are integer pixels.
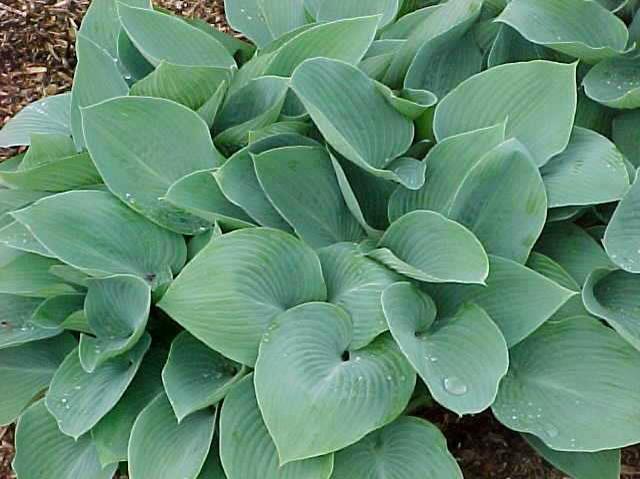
left=1, top=0, right=640, bottom=477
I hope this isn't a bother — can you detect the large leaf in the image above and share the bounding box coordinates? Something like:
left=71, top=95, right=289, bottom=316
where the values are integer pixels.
left=224, top=0, right=276, bottom=47
left=82, top=96, right=223, bottom=234
left=426, top=255, right=575, bottom=347
left=163, top=170, right=256, bottom=230
left=220, top=375, right=334, bottom=478
left=70, top=34, right=129, bottom=148
left=290, top=58, right=415, bottom=187
left=497, top=0, right=629, bottom=63
left=383, top=0, right=483, bottom=88
left=331, top=416, right=462, bottom=479
left=382, top=283, right=508, bottom=414
left=159, top=228, right=326, bottom=366
left=215, top=135, right=316, bottom=230
left=537, top=222, right=613, bottom=286
left=78, top=0, right=151, bottom=58
left=318, top=243, right=401, bottom=349
left=404, top=31, right=483, bottom=99
left=388, top=124, right=506, bottom=222
left=583, top=55, right=640, bottom=109
left=331, top=154, right=397, bottom=236
left=265, top=16, right=380, bottom=76
left=0, top=334, right=75, bottom=426
left=128, top=393, right=216, bottom=479
left=118, top=4, right=235, bottom=68
left=45, top=335, right=150, bottom=439
left=0, top=94, right=71, bottom=148
left=583, top=268, right=640, bottom=352
left=19, top=132, right=76, bottom=170
left=0, top=247, right=75, bottom=297
left=0, top=152, right=101, bottom=192
left=12, top=191, right=187, bottom=288
left=13, top=400, right=117, bottom=479
left=254, top=302, right=415, bottom=463
left=524, top=434, right=621, bottom=479
left=91, top=347, right=166, bottom=466
left=434, top=61, right=577, bottom=167
left=163, top=332, right=246, bottom=421
left=447, top=139, right=547, bottom=263
left=603, top=172, right=640, bottom=273
left=78, top=275, right=151, bottom=372
left=130, top=61, right=231, bottom=111
left=493, top=316, right=640, bottom=451
left=540, top=127, right=629, bottom=207
left=370, top=210, right=488, bottom=284
left=254, top=146, right=364, bottom=248
left=214, top=76, right=289, bottom=149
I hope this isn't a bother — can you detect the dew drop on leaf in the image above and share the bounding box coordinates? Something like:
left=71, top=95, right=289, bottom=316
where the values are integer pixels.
left=443, top=377, right=468, bottom=396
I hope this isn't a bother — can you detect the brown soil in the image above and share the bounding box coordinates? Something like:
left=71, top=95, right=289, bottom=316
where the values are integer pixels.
left=1, top=1, right=639, bottom=478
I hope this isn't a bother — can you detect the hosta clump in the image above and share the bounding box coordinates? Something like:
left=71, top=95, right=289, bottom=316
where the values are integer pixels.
left=1, top=0, right=640, bottom=477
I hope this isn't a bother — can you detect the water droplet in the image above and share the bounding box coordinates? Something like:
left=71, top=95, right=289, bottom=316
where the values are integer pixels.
left=202, top=373, right=211, bottom=379
left=386, top=375, right=393, bottom=381
left=61, top=398, right=68, bottom=404
left=357, top=376, right=363, bottom=382
left=443, top=377, right=468, bottom=396
left=247, top=15, right=253, bottom=20
left=354, top=356, right=361, bottom=362
left=399, top=375, right=406, bottom=382
left=215, top=372, right=223, bottom=379
left=73, top=386, right=82, bottom=390
left=511, top=415, right=518, bottom=420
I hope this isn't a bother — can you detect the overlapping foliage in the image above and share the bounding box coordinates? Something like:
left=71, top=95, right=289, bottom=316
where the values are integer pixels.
left=1, top=0, right=639, bottom=477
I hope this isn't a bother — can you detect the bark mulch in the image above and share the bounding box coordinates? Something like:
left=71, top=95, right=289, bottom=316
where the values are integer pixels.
left=1, top=1, right=639, bottom=478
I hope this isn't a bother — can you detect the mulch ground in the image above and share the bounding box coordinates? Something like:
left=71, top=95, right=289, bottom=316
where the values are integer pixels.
left=1, top=1, right=639, bottom=478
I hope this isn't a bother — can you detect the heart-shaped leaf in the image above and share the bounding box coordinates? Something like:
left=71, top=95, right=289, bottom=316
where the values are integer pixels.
left=254, top=302, right=415, bottom=463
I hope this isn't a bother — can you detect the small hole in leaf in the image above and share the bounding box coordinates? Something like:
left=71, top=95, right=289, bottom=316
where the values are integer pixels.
left=0, top=321, right=7, bottom=327
left=145, top=273, right=156, bottom=283
left=341, top=351, right=350, bottom=362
